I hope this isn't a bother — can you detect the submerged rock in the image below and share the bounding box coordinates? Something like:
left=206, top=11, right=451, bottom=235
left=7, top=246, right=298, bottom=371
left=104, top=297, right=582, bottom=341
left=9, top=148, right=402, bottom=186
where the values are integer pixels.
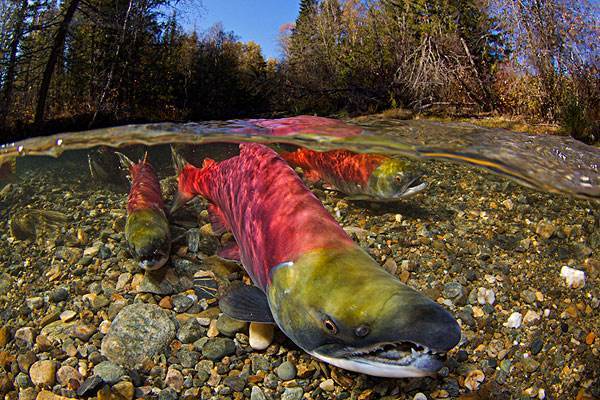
left=101, top=304, right=176, bottom=368
left=560, top=266, right=585, bottom=288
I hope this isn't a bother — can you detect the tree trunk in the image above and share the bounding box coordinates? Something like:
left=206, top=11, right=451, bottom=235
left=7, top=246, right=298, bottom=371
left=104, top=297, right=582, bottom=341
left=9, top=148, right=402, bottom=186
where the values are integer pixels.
left=34, top=0, right=80, bottom=126
left=0, top=0, right=28, bottom=126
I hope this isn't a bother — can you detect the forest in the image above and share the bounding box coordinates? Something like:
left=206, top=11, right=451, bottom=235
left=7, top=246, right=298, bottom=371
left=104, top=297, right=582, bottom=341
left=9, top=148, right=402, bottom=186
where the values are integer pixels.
left=0, top=0, right=598, bottom=142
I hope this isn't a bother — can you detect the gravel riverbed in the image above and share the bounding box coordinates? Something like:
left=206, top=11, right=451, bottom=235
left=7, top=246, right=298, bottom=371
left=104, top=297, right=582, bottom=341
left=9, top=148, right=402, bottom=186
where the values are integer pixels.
left=0, top=150, right=597, bottom=400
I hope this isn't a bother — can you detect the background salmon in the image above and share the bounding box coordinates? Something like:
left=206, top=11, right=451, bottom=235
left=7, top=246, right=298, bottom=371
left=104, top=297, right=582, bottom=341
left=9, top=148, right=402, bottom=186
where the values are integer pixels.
left=117, top=152, right=170, bottom=270
left=281, top=148, right=427, bottom=201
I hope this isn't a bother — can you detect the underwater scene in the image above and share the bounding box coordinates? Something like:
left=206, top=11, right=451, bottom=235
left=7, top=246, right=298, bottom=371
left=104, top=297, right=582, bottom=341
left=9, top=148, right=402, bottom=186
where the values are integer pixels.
left=0, top=116, right=598, bottom=400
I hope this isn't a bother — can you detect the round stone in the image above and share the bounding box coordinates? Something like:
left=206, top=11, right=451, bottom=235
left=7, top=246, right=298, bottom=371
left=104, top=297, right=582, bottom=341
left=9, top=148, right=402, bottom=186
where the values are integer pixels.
left=201, top=338, right=236, bottom=360
left=101, top=304, right=176, bottom=368
left=276, top=361, right=296, bottom=381
left=93, top=361, right=125, bottom=384
left=29, top=360, right=56, bottom=387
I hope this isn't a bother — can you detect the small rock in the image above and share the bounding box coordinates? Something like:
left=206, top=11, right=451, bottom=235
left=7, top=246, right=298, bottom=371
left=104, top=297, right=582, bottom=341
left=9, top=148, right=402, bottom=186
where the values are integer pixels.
left=112, top=381, right=134, bottom=400
left=158, top=296, right=173, bottom=309
left=101, top=304, right=176, bottom=368
left=249, top=323, right=274, bottom=351
left=71, top=324, right=96, bottom=341
left=521, top=290, right=537, bottom=304
left=223, top=375, right=245, bottom=392
left=158, top=387, right=178, bottom=400
left=165, top=368, right=184, bottom=391
left=276, top=361, right=296, bottom=380
left=0, top=326, right=9, bottom=347
left=59, top=311, right=76, bottom=323
left=93, top=361, right=124, bottom=384
left=477, top=287, right=495, bottom=305
left=535, top=219, right=556, bottom=240
left=383, top=258, right=397, bottom=274
left=14, top=372, right=31, bottom=388
left=464, top=369, right=484, bottom=391
left=319, top=378, right=335, bottom=392
left=216, top=314, right=247, bottom=337
left=138, top=273, right=174, bottom=295
left=98, top=321, right=111, bottom=335
left=171, top=294, right=194, bottom=313
left=502, top=199, right=514, bottom=210
left=17, top=352, right=37, bottom=373
left=281, top=387, right=304, bottom=400
left=531, top=337, right=543, bottom=355
left=56, top=365, right=82, bottom=388
left=413, top=393, right=428, bottom=400
left=201, top=338, right=236, bottom=360
left=15, top=327, right=35, bottom=347
left=116, top=273, right=132, bottom=291
left=522, top=357, right=540, bottom=372
left=49, top=288, right=69, bottom=303
left=523, top=310, right=540, bottom=325
left=443, top=282, right=463, bottom=299
left=177, top=318, right=204, bottom=344
left=35, top=390, right=77, bottom=400
left=29, top=360, right=56, bottom=387
left=76, top=375, right=104, bottom=397
left=251, top=386, right=267, bottom=400
left=560, top=266, right=585, bottom=289
left=504, top=312, right=522, bottom=329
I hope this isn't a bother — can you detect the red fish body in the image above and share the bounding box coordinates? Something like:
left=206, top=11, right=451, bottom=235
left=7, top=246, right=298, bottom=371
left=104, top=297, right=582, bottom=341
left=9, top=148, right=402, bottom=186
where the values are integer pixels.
left=281, top=148, right=427, bottom=201
left=118, top=153, right=170, bottom=270
left=173, top=143, right=460, bottom=378
left=175, top=144, right=355, bottom=290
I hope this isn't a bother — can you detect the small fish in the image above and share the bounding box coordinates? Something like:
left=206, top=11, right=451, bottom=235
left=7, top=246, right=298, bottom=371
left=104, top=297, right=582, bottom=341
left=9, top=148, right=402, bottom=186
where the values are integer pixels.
left=88, top=147, right=129, bottom=187
left=9, top=209, right=67, bottom=241
left=117, top=152, right=170, bottom=270
left=281, top=148, right=427, bottom=201
left=171, top=143, right=459, bottom=378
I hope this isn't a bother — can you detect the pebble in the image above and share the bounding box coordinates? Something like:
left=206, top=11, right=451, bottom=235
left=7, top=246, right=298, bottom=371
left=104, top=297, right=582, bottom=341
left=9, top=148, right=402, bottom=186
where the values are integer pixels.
left=17, top=352, right=37, bottom=373
left=158, top=387, right=178, bottom=400
left=251, top=386, right=267, bottom=400
left=223, top=375, right=245, bottom=392
left=71, top=324, right=96, bottom=341
left=171, top=294, right=194, bottom=313
left=15, top=327, right=35, bottom=347
left=177, top=318, right=204, bottom=344
left=276, top=361, right=296, bottom=380
left=560, top=266, right=585, bottom=288
left=522, top=357, right=540, bottom=372
left=505, top=312, right=522, bottom=328
left=442, top=282, right=463, bottom=299
left=35, top=390, right=77, bottom=400
left=101, top=303, right=176, bottom=368
left=464, top=369, right=485, bottom=391
left=523, top=310, right=541, bottom=324
left=76, top=375, right=104, bottom=397
left=249, top=322, right=274, bottom=350
left=59, top=311, right=76, bottom=322
left=49, top=287, right=69, bottom=303
left=112, top=381, right=134, bottom=400
left=281, top=387, right=304, bottom=400
left=93, top=361, right=125, bottom=384
left=29, top=360, right=56, bottom=387
left=98, top=320, right=111, bottom=335
left=165, top=368, right=184, bottom=391
left=319, top=378, right=335, bottom=392
left=56, top=365, right=82, bottom=388
left=0, top=326, right=9, bottom=347
left=216, top=314, right=247, bottom=337
left=201, top=338, right=236, bottom=360
left=535, top=219, right=556, bottom=239
left=477, top=287, right=495, bottom=305
left=531, top=337, right=544, bottom=355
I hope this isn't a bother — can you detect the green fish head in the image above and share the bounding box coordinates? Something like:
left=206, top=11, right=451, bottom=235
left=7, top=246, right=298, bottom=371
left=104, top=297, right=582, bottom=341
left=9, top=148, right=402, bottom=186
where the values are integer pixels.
left=267, top=248, right=460, bottom=378
left=367, top=158, right=427, bottom=200
left=125, top=208, right=171, bottom=270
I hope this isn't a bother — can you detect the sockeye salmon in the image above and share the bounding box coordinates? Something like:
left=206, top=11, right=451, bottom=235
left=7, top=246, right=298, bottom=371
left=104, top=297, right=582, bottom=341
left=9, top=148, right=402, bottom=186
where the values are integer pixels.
left=172, top=143, right=460, bottom=378
left=281, top=148, right=427, bottom=201
left=117, top=152, right=170, bottom=270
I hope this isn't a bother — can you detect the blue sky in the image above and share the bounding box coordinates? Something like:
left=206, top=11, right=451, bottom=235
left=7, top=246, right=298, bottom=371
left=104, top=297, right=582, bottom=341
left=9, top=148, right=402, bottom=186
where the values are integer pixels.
left=182, top=0, right=300, bottom=60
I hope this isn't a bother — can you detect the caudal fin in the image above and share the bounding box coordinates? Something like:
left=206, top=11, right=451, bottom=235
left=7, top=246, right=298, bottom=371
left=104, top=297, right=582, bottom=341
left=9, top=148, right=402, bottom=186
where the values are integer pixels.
left=171, top=146, right=187, bottom=176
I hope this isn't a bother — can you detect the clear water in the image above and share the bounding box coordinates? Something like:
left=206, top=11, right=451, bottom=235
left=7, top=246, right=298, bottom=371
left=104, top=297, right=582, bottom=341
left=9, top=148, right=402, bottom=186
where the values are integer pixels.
left=0, top=116, right=598, bottom=399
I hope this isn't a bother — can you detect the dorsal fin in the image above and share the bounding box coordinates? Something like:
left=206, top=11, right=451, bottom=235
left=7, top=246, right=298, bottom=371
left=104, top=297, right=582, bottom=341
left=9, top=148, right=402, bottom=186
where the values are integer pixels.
left=202, top=158, right=217, bottom=168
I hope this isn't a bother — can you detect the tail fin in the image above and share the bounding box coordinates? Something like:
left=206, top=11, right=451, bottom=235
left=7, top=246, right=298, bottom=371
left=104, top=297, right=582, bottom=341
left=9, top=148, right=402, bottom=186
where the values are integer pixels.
left=115, top=152, right=134, bottom=171
left=171, top=146, right=187, bottom=176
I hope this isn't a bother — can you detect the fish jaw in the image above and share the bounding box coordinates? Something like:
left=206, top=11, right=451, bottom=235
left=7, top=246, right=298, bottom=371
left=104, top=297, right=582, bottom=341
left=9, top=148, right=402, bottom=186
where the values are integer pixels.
left=267, top=248, right=460, bottom=377
left=366, top=158, right=428, bottom=201
left=125, top=208, right=171, bottom=270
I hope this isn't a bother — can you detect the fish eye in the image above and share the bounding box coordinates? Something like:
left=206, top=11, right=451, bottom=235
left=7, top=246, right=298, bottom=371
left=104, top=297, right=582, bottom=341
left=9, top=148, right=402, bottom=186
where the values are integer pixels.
left=323, top=318, right=338, bottom=334
left=394, top=175, right=402, bottom=182
left=354, top=324, right=370, bottom=337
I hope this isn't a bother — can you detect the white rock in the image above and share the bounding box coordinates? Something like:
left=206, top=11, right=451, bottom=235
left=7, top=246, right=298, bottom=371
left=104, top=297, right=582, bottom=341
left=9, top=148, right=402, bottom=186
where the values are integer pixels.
left=413, top=393, right=428, bottom=400
left=504, top=312, right=522, bottom=329
left=59, top=310, right=76, bottom=322
left=560, top=266, right=585, bottom=288
left=249, top=322, right=274, bottom=351
left=477, top=287, right=495, bottom=305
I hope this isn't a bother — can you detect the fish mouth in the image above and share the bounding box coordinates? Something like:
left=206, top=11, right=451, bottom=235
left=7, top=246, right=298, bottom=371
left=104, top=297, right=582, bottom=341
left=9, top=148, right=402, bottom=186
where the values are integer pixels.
left=397, top=175, right=428, bottom=198
left=311, top=340, right=446, bottom=378
left=138, top=251, right=169, bottom=270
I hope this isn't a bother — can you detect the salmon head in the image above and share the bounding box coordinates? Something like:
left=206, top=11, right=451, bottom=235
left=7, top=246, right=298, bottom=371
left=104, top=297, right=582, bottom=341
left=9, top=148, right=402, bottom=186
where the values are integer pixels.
left=124, top=208, right=170, bottom=270
left=365, top=158, right=427, bottom=201
left=267, top=247, right=461, bottom=378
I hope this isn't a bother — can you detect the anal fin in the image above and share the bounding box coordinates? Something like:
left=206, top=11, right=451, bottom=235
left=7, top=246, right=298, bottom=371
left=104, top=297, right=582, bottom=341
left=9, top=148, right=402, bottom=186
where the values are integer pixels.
left=219, top=284, right=274, bottom=323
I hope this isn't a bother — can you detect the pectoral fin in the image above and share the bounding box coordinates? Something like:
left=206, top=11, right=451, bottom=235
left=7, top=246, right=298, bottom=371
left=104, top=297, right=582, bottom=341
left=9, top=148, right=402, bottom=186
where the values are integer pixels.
left=219, top=284, right=274, bottom=323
